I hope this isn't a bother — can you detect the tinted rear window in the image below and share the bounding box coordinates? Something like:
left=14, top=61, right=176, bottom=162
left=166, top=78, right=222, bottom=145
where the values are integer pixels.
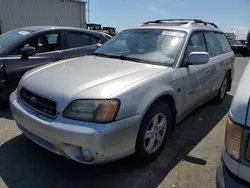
left=65, top=32, right=91, bottom=48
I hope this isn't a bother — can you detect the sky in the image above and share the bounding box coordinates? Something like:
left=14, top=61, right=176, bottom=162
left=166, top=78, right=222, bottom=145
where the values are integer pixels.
left=88, top=0, right=250, bottom=39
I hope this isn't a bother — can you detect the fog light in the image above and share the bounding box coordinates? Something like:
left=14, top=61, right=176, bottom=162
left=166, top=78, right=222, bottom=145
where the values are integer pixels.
left=80, top=148, right=94, bottom=162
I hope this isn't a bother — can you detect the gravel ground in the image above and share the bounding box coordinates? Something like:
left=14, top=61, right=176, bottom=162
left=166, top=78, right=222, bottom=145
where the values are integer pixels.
left=0, top=57, right=249, bottom=188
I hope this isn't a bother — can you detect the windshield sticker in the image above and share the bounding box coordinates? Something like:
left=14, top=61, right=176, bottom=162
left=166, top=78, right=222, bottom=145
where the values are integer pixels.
left=161, top=31, right=185, bottom=37
left=18, top=31, right=30, bottom=35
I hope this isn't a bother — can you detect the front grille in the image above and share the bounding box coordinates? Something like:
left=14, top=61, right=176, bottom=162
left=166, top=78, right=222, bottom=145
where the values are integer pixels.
left=20, top=88, right=57, bottom=117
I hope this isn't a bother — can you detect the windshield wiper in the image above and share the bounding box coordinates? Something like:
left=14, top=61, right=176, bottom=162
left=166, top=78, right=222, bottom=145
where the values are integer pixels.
left=90, top=52, right=110, bottom=57
left=116, top=55, right=143, bottom=62
left=91, top=53, right=143, bottom=62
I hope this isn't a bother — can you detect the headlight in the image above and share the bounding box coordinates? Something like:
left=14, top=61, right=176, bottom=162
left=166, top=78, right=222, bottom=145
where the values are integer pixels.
left=225, top=117, right=243, bottom=160
left=63, top=99, right=120, bottom=123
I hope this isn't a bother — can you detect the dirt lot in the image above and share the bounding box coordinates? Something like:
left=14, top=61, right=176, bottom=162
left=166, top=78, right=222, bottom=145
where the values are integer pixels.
left=0, top=57, right=249, bottom=188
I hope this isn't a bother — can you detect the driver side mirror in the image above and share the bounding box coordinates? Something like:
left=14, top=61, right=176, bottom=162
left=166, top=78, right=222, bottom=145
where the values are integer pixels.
left=186, top=52, right=209, bottom=66
left=20, top=46, right=36, bottom=60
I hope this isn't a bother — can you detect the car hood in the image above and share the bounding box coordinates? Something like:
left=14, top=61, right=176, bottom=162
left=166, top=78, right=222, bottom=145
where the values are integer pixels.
left=230, top=61, right=250, bottom=126
left=20, top=55, right=166, bottom=111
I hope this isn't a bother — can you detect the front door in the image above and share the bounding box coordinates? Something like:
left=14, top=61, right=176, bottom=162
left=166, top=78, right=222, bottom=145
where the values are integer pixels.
left=180, top=65, right=203, bottom=114
left=180, top=31, right=213, bottom=113
left=4, top=56, right=56, bottom=93
left=4, top=31, right=63, bottom=93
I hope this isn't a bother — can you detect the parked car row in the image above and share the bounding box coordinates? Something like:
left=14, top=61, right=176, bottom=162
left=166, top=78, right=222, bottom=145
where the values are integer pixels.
left=0, top=26, right=110, bottom=104
left=9, top=19, right=235, bottom=168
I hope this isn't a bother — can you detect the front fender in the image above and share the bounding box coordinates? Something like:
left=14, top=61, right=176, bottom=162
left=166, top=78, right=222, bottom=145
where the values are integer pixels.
left=111, top=75, right=178, bottom=121
left=137, top=85, right=176, bottom=117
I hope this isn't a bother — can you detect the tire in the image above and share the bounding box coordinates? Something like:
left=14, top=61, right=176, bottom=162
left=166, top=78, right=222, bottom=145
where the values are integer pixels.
left=0, top=99, right=8, bottom=109
left=135, top=101, right=173, bottom=163
left=213, top=73, right=230, bottom=104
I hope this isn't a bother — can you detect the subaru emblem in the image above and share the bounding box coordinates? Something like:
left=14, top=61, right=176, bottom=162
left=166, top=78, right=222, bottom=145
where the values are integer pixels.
left=30, top=96, right=37, bottom=105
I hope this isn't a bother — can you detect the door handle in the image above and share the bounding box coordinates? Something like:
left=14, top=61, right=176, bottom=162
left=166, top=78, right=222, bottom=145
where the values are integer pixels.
left=0, top=64, right=3, bottom=70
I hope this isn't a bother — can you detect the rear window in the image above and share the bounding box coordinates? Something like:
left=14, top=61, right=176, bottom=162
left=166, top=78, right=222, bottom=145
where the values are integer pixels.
left=65, top=32, right=91, bottom=48
left=215, top=33, right=232, bottom=53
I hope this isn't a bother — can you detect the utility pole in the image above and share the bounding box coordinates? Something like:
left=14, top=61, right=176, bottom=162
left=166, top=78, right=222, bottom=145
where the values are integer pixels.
left=231, top=28, right=240, bottom=40
left=87, top=0, right=90, bottom=23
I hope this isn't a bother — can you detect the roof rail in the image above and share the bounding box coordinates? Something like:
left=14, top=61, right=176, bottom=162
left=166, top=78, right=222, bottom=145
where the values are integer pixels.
left=142, top=19, right=218, bottom=28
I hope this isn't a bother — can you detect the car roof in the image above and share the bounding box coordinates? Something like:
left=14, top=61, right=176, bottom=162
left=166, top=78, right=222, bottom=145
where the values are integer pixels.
left=16, top=26, right=103, bottom=35
left=129, top=19, right=223, bottom=33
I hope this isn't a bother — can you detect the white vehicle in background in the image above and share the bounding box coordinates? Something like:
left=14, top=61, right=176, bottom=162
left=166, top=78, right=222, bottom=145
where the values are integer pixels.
left=216, top=60, right=250, bottom=187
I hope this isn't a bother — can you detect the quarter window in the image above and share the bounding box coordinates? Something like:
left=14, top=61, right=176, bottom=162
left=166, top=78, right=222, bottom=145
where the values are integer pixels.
left=65, top=32, right=91, bottom=48
left=215, top=33, right=232, bottom=53
left=204, top=32, right=222, bottom=57
left=186, top=32, right=207, bottom=56
left=90, top=35, right=100, bottom=45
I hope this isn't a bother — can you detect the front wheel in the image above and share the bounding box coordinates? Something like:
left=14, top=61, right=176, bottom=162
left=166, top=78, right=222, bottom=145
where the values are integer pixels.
left=135, top=102, right=173, bottom=163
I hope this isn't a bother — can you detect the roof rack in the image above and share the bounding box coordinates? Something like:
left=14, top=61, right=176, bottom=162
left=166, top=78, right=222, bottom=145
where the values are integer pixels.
left=142, top=19, right=218, bottom=28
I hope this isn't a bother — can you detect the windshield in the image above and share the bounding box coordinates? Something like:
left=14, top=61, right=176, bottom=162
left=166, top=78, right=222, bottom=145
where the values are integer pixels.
left=96, top=29, right=186, bottom=67
left=0, top=29, right=32, bottom=54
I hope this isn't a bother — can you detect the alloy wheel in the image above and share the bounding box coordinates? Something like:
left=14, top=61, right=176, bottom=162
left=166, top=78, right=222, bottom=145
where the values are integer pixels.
left=144, top=113, right=167, bottom=154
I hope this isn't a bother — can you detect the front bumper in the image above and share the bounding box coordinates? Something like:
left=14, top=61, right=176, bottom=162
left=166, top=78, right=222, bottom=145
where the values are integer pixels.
left=10, top=91, right=141, bottom=164
left=216, top=159, right=250, bottom=188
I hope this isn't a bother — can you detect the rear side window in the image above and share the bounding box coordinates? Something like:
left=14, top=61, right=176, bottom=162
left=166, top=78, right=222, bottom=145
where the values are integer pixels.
left=66, top=32, right=91, bottom=49
left=204, top=32, right=222, bottom=57
left=215, top=33, right=232, bottom=53
left=90, top=35, right=100, bottom=45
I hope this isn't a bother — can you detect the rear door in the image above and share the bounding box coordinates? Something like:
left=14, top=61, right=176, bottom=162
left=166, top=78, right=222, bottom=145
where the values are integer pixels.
left=60, top=31, right=100, bottom=59
left=214, top=32, right=235, bottom=89
left=4, top=31, right=63, bottom=93
left=198, top=31, right=223, bottom=98
left=203, top=31, right=230, bottom=93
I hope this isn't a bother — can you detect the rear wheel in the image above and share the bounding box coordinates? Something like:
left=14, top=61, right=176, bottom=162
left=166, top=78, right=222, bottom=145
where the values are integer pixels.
left=213, top=73, right=230, bottom=104
left=135, top=102, right=173, bottom=163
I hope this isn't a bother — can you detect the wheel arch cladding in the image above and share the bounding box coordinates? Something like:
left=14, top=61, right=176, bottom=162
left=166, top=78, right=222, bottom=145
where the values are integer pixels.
left=142, top=94, right=177, bottom=131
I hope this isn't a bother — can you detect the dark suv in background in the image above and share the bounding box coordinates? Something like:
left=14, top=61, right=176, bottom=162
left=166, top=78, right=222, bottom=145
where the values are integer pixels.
left=230, top=40, right=250, bottom=57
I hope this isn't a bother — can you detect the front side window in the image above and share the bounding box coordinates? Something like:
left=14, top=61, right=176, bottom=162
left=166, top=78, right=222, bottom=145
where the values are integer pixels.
left=186, top=31, right=207, bottom=56
left=11, top=32, right=61, bottom=55
left=215, top=33, right=232, bottom=53
left=0, top=29, right=33, bottom=54
left=65, top=32, right=91, bottom=48
left=204, top=32, right=222, bottom=57
left=96, top=29, right=186, bottom=67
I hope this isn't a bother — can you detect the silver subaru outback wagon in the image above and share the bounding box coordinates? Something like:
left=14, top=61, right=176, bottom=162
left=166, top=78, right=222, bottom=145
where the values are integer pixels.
left=10, top=19, right=235, bottom=164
